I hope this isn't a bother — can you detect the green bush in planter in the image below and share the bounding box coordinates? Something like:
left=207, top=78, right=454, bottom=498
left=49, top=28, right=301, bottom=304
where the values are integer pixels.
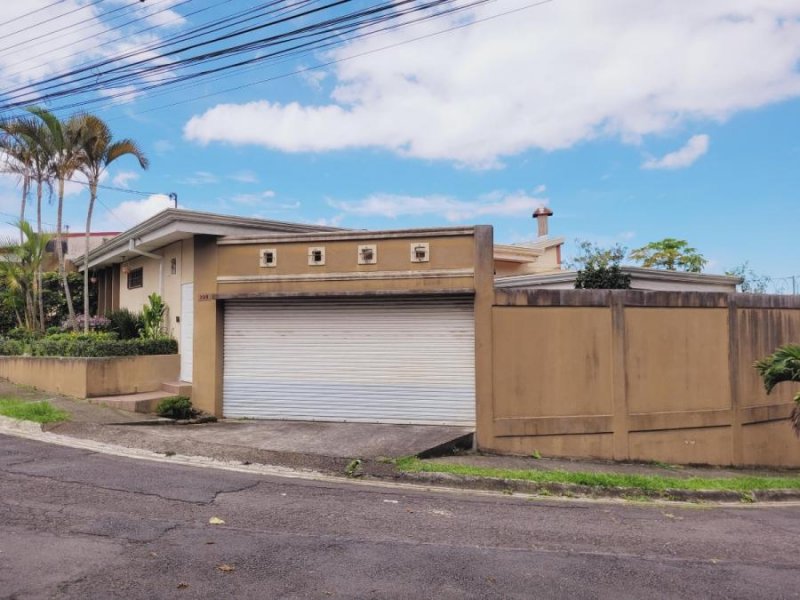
left=30, top=336, right=178, bottom=358
left=106, top=309, right=145, bottom=340
left=156, top=396, right=194, bottom=419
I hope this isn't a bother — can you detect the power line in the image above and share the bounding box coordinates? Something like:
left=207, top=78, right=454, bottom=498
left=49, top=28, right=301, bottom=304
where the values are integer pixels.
left=0, top=0, right=480, bottom=111
left=0, top=0, right=106, bottom=45
left=89, top=0, right=553, bottom=118
left=0, top=0, right=67, bottom=29
left=64, top=177, right=162, bottom=197
left=0, top=0, right=142, bottom=57
left=1, top=0, right=219, bottom=83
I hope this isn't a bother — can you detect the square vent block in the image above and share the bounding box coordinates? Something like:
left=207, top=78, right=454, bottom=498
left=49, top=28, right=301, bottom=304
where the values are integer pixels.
left=358, top=244, right=377, bottom=265
left=410, top=242, right=430, bottom=263
left=260, top=248, right=277, bottom=268
left=308, top=246, right=326, bottom=266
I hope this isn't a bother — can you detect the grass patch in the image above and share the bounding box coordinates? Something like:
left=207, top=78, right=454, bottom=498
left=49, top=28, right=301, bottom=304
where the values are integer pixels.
left=394, top=457, right=800, bottom=493
left=0, top=397, right=70, bottom=424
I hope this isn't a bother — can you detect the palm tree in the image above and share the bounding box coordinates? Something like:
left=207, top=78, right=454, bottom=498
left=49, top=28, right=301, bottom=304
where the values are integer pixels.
left=0, top=118, right=34, bottom=243
left=28, top=107, right=85, bottom=327
left=76, top=114, right=148, bottom=332
left=754, top=345, right=800, bottom=436
left=4, top=117, right=54, bottom=329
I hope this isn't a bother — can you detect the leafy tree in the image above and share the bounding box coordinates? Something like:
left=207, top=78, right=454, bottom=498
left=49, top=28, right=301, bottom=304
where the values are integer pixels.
left=629, top=238, right=706, bottom=272
left=0, top=221, right=52, bottom=330
left=568, top=240, right=631, bottom=289
left=77, top=114, right=148, bottom=333
left=754, top=345, right=800, bottom=436
left=725, top=262, right=771, bottom=293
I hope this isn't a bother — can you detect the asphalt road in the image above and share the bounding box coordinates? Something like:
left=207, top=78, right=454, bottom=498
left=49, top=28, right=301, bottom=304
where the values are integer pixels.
left=1, top=434, right=799, bottom=600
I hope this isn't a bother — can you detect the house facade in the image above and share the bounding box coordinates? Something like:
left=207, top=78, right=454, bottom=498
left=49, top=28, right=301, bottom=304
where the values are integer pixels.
left=78, top=208, right=800, bottom=467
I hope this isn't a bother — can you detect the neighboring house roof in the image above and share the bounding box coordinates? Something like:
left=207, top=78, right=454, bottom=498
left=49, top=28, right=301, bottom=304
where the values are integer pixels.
left=75, top=208, right=344, bottom=269
left=496, top=266, right=743, bottom=292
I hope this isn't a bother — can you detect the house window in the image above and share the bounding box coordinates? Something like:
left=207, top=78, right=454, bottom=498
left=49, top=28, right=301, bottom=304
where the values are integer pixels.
left=260, top=248, right=277, bottom=268
left=358, top=244, right=377, bottom=265
left=308, top=246, right=326, bottom=266
left=410, top=242, right=430, bottom=263
left=170, top=258, right=177, bottom=275
left=127, top=267, right=143, bottom=289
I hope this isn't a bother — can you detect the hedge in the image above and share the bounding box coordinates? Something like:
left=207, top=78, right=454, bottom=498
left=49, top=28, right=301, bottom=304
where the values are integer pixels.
left=29, top=337, right=178, bottom=358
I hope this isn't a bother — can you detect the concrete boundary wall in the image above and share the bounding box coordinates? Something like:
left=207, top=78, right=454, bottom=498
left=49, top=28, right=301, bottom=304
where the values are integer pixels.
left=482, top=290, right=800, bottom=467
left=0, top=355, right=179, bottom=398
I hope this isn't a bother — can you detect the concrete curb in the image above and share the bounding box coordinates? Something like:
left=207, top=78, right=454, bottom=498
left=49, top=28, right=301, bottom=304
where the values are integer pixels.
left=387, top=471, right=800, bottom=504
left=0, top=415, right=44, bottom=434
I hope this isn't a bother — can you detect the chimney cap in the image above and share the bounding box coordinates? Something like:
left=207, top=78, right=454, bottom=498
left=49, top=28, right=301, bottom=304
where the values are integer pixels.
left=533, top=206, right=553, bottom=218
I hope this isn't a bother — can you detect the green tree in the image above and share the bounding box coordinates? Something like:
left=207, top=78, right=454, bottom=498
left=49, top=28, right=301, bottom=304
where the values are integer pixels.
left=0, top=120, right=34, bottom=242
left=0, top=221, right=52, bottom=330
left=629, top=238, right=707, bottom=272
left=568, top=240, right=631, bottom=289
left=754, top=345, right=800, bottom=435
left=725, top=262, right=771, bottom=293
left=77, top=114, right=148, bottom=333
left=28, top=107, right=86, bottom=328
left=1, top=116, right=54, bottom=329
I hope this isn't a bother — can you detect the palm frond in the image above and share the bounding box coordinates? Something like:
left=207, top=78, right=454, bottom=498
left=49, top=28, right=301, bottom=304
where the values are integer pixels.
left=754, top=345, right=800, bottom=394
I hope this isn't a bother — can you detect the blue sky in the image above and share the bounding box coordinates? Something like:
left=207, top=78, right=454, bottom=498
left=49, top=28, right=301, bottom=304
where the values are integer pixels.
left=0, top=0, right=798, bottom=287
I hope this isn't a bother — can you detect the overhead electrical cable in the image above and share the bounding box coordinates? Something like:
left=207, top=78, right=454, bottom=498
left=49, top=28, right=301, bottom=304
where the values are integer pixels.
left=0, top=0, right=144, bottom=57
left=0, top=0, right=555, bottom=118
left=0, top=0, right=68, bottom=29
left=0, top=0, right=458, bottom=109
left=0, top=0, right=197, bottom=78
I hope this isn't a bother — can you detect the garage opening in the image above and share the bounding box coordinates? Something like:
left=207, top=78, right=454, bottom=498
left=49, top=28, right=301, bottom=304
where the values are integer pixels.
left=222, top=297, right=475, bottom=425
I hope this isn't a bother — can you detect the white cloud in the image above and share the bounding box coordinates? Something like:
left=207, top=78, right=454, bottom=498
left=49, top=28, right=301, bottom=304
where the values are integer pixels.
left=228, top=190, right=277, bottom=205
left=297, top=66, right=327, bottom=90
left=185, top=1, right=800, bottom=168
left=329, top=189, right=547, bottom=223
left=228, top=170, right=259, bottom=184
left=642, top=135, right=710, bottom=170
left=112, top=171, right=140, bottom=187
left=153, top=140, right=175, bottom=155
left=100, top=194, right=173, bottom=230
left=179, top=171, right=219, bottom=185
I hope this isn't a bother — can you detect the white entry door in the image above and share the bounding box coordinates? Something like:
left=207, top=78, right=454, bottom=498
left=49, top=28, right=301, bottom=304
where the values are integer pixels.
left=223, top=298, right=476, bottom=425
left=180, top=283, right=194, bottom=382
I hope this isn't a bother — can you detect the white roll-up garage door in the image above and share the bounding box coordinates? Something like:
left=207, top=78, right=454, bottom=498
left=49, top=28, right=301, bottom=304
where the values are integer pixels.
left=223, top=298, right=475, bottom=425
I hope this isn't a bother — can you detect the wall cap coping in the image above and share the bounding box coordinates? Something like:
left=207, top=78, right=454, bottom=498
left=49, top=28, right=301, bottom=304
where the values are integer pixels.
left=218, top=226, right=478, bottom=245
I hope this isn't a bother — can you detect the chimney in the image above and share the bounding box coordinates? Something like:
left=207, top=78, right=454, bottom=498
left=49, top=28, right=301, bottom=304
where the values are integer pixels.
left=533, top=206, right=553, bottom=238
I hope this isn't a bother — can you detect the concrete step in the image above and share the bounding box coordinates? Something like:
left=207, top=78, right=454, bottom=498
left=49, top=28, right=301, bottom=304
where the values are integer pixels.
left=161, top=381, right=192, bottom=397
left=88, top=391, right=174, bottom=414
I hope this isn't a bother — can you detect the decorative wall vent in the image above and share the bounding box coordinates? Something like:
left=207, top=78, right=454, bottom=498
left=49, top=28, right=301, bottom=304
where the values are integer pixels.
left=410, top=242, right=430, bottom=263
left=358, top=244, right=377, bottom=265
left=308, top=246, right=326, bottom=266
left=260, top=248, right=277, bottom=268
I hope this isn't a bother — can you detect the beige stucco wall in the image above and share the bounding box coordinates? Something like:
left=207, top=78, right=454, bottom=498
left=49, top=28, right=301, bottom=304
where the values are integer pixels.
left=117, top=239, right=192, bottom=342
left=192, top=229, right=489, bottom=416
left=0, top=355, right=179, bottom=398
left=484, top=290, right=800, bottom=467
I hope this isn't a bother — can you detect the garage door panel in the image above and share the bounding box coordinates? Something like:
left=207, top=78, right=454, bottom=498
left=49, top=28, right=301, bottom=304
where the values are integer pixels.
left=223, top=299, right=475, bottom=425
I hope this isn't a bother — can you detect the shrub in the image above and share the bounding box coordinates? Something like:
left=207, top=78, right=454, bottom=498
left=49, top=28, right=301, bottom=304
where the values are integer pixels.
left=156, top=396, right=194, bottom=419
left=141, top=293, right=167, bottom=340
left=61, top=314, right=111, bottom=332
left=106, top=308, right=144, bottom=340
left=45, top=326, right=61, bottom=336
left=0, top=338, right=24, bottom=356
left=6, top=327, right=42, bottom=342
left=30, top=336, right=177, bottom=358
